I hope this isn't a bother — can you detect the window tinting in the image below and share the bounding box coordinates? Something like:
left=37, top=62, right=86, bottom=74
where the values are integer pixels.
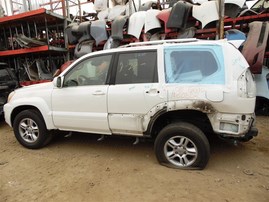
left=115, top=51, right=157, bottom=84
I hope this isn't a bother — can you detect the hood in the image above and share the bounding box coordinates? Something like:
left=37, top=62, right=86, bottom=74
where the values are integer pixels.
left=15, top=82, right=54, bottom=93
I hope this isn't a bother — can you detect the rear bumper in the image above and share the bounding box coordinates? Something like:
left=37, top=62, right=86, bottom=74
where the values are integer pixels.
left=217, top=115, right=258, bottom=141
left=239, top=126, right=258, bottom=141
left=220, top=126, right=258, bottom=142
left=246, top=126, right=258, bottom=138
left=209, top=112, right=257, bottom=138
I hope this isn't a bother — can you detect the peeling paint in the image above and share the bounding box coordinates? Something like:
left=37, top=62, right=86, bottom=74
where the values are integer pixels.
left=191, top=100, right=215, bottom=113
left=143, top=103, right=168, bottom=130
left=168, top=100, right=215, bottom=113
left=147, top=103, right=168, bottom=117
left=147, top=100, right=215, bottom=118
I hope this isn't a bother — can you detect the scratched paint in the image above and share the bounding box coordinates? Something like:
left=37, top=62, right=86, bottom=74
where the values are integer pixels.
left=170, top=86, right=205, bottom=99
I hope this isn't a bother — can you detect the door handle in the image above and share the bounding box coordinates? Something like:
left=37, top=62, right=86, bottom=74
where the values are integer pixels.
left=145, top=89, right=160, bottom=94
left=92, top=91, right=105, bottom=95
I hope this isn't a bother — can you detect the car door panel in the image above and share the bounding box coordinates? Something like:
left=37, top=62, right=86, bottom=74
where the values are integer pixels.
left=52, top=85, right=110, bottom=134
left=51, top=54, right=113, bottom=134
left=108, top=83, right=165, bottom=135
left=107, top=50, right=166, bottom=135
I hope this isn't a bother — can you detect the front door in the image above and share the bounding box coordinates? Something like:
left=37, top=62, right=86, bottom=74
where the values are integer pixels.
left=52, top=54, right=113, bottom=134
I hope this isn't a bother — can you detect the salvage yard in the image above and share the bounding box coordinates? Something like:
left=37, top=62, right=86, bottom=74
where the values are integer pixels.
left=0, top=116, right=269, bottom=202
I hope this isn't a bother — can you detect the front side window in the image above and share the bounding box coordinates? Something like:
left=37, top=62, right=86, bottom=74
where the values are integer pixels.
left=63, top=55, right=112, bottom=87
left=115, top=51, right=158, bottom=84
left=164, top=45, right=225, bottom=84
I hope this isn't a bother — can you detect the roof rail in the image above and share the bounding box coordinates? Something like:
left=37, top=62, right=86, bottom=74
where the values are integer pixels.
left=121, top=38, right=198, bottom=48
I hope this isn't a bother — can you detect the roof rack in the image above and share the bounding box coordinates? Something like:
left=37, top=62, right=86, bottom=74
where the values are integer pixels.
left=121, top=38, right=198, bottom=48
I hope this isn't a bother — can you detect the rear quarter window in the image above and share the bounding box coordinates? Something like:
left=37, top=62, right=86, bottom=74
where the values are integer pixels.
left=164, top=45, right=225, bottom=84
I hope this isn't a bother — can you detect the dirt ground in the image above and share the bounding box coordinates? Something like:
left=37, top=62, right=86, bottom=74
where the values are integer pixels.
left=0, top=116, right=269, bottom=202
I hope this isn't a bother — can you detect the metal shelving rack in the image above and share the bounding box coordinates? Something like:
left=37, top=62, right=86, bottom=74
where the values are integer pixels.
left=0, top=7, right=68, bottom=82
left=1, top=0, right=268, bottom=82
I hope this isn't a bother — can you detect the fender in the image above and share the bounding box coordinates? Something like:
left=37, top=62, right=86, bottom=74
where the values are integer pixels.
left=192, top=1, right=219, bottom=28
left=90, top=20, right=108, bottom=46
left=8, top=93, right=55, bottom=130
left=143, top=100, right=216, bottom=135
left=128, top=11, right=146, bottom=39
left=157, top=8, right=174, bottom=34
left=145, top=9, right=161, bottom=33
left=111, top=15, right=128, bottom=40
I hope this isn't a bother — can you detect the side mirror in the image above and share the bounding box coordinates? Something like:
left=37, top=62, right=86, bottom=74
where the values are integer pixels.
left=53, top=76, right=63, bottom=88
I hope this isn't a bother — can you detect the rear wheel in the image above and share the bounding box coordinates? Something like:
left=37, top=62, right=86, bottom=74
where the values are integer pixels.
left=13, top=109, right=51, bottom=149
left=154, top=122, right=210, bottom=169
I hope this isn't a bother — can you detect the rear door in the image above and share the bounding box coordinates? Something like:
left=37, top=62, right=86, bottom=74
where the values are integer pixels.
left=108, top=50, right=167, bottom=135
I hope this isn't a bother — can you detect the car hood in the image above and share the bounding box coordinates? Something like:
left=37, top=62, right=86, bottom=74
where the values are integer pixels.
left=6, top=81, right=54, bottom=109
left=15, top=82, right=54, bottom=93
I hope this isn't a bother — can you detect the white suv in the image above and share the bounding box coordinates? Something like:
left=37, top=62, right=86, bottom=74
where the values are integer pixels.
left=4, top=39, right=258, bottom=169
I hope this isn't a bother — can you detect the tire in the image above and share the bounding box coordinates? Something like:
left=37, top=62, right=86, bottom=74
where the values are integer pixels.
left=154, top=122, right=210, bottom=170
left=13, top=109, right=52, bottom=149
left=255, top=97, right=269, bottom=116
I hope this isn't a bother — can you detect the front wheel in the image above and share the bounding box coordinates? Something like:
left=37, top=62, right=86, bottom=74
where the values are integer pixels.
left=154, top=122, right=210, bottom=169
left=13, top=109, right=52, bottom=149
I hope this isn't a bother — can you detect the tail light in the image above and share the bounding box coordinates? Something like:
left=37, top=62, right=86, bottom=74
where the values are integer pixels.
left=238, top=69, right=256, bottom=98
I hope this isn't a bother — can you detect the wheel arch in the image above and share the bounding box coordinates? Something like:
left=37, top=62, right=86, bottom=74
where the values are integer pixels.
left=10, top=105, right=54, bottom=130
left=11, top=106, right=40, bottom=126
left=146, top=109, right=213, bottom=139
left=12, top=107, right=53, bottom=149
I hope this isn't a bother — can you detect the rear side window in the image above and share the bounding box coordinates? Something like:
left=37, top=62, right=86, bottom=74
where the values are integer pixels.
left=164, top=45, right=225, bottom=84
left=115, top=51, right=158, bottom=84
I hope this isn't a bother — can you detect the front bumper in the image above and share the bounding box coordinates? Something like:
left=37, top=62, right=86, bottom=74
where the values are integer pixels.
left=3, top=103, right=12, bottom=126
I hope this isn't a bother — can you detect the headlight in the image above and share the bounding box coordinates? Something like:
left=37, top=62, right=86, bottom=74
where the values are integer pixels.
left=7, top=91, right=15, bottom=103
